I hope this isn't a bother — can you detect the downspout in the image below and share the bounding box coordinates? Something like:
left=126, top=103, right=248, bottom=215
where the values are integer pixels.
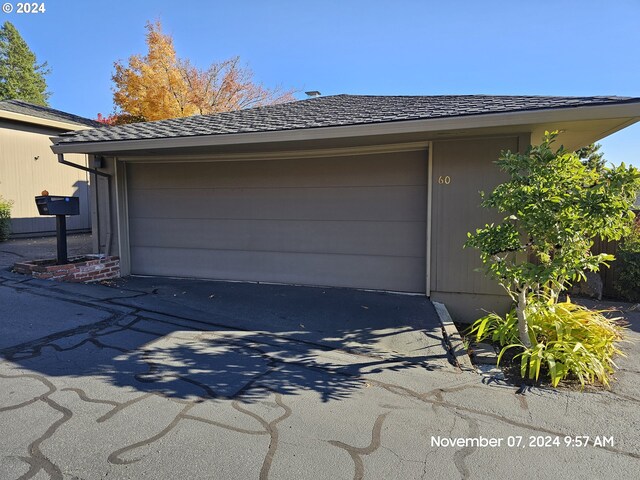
left=93, top=164, right=101, bottom=254
left=57, top=154, right=113, bottom=256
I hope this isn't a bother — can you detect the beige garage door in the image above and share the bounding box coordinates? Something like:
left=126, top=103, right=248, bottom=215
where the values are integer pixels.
left=126, top=150, right=427, bottom=292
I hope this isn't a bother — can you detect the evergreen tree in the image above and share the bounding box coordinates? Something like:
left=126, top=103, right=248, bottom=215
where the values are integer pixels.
left=576, top=143, right=605, bottom=171
left=0, top=21, right=50, bottom=105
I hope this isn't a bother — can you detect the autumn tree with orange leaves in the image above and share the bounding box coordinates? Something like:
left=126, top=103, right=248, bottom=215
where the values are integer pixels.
left=111, top=21, right=295, bottom=122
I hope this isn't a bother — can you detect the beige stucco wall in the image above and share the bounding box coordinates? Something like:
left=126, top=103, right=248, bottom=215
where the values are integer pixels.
left=0, top=120, right=91, bottom=236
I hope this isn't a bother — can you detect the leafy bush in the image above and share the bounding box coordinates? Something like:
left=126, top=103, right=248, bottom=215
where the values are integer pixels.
left=469, top=297, right=625, bottom=388
left=465, top=132, right=640, bottom=348
left=0, top=196, right=13, bottom=241
left=616, top=221, right=640, bottom=302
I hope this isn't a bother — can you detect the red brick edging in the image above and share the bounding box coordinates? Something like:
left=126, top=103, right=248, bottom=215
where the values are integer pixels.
left=13, top=256, right=120, bottom=283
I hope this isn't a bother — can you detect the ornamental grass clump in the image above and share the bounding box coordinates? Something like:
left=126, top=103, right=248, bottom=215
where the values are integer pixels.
left=469, top=297, right=625, bottom=387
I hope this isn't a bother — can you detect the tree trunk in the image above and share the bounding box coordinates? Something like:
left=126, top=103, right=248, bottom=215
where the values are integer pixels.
left=516, top=288, right=532, bottom=348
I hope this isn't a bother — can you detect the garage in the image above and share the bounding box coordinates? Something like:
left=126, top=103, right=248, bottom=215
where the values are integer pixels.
left=51, top=94, right=640, bottom=321
left=125, top=149, right=427, bottom=292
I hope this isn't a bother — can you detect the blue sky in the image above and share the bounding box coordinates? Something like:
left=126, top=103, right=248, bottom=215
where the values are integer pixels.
left=4, top=0, right=640, bottom=165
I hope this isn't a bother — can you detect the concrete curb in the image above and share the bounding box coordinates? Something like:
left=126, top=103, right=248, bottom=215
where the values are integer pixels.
left=432, top=302, right=475, bottom=371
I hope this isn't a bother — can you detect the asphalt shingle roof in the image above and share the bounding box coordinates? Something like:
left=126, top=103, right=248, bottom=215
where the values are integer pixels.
left=0, top=99, right=102, bottom=128
left=53, top=94, right=639, bottom=145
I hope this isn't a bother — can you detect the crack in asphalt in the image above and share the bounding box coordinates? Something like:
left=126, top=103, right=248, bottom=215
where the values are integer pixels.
left=102, top=388, right=291, bottom=479
left=0, top=276, right=440, bottom=375
left=328, top=412, right=388, bottom=480
left=451, top=413, right=479, bottom=480
left=33, top=397, right=73, bottom=480
left=606, top=390, right=640, bottom=405
left=367, top=380, right=640, bottom=461
left=0, top=250, right=25, bottom=258
left=15, top=454, right=40, bottom=480
left=51, top=335, right=294, bottom=477
left=0, top=311, right=138, bottom=361
left=0, top=280, right=130, bottom=317
left=0, top=372, right=69, bottom=479
left=255, top=393, right=293, bottom=480
left=2, top=276, right=639, bottom=479
left=61, top=388, right=163, bottom=423
left=420, top=447, right=431, bottom=480
left=3, top=308, right=639, bottom=477
left=379, top=445, right=424, bottom=464
left=107, top=403, right=197, bottom=465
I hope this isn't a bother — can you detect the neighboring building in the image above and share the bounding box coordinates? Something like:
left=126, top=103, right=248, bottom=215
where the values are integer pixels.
left=50, top=94, right=640, bottom=322
left=0, top=99, right=100, bottom=236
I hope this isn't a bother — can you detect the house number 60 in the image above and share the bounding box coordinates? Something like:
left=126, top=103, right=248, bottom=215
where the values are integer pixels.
left=438, top=175, right=451, bottom=185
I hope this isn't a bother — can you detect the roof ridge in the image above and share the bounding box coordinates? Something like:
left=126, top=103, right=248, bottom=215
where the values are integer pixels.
left=334, top=93, right=634, bottom=99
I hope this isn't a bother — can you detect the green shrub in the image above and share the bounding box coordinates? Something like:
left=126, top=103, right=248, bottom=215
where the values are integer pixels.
left=469, top=297, right=625, bottom=388
left=0, top=196, right=12, bottom=241
left=468, top=310, right=520, bottom=347
left=465, top=132, right=640, bottom=349
left=616, top=221, right=640, bottom=302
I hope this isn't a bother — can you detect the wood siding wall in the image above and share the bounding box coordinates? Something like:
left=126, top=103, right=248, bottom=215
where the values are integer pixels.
left=0, top=121, right=91, bottom=235
left=430, top=136, right=525, bottom=322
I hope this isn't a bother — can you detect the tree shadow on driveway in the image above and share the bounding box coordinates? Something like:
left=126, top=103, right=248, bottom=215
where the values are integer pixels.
left=0, top=276, right=455, bottom=403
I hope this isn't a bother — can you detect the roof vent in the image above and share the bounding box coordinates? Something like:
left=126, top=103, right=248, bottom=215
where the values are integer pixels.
left=305, top=91, right=321, bottom=98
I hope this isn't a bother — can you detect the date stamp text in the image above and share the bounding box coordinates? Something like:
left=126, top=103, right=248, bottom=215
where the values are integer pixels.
left=431, top=435, right=614, bottom=448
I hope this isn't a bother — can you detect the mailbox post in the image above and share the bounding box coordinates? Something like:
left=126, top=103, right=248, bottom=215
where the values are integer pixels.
left=35, top=195, right=80, bottom=264
left=56, top=215, right=68, bottom=265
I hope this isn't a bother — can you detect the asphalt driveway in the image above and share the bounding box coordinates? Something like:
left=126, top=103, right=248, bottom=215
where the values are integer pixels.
left=0, top=233, right=93, bottom=269
left=0, top=266, right=639, bottom=479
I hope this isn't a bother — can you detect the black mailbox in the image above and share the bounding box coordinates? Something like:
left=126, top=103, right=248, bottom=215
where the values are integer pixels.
left=35, top=195, right=80, bottom=216
left=34, top=194, right=80, bottom=265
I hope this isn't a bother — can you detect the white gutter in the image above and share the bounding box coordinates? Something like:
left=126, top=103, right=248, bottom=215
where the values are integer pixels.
left=50, top=101, right=640, bottom=155
left=0, top=109, right=94, bottom=131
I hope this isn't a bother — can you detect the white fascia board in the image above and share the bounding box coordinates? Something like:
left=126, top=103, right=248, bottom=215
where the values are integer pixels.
left=50, top=102, right=640, bottom=155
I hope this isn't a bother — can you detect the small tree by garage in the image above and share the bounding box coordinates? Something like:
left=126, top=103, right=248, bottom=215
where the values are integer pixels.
left=465, top=132, right=640, bottom=386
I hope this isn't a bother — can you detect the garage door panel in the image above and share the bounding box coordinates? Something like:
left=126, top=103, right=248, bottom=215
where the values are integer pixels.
left=129, top=218, right=426, bottom=258
left=127, top=152, right=427, bottom=292
left=127, top=186, right=426, bottom=222
left=127, top=151, right=426, bottom=190
left=130, top=246, right=424, bottom=293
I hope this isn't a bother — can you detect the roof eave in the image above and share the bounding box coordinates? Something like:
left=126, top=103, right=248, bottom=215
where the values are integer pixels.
left=0, top=109, right=95, bottom=131
left=50, top=102, right=640, bottom=155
